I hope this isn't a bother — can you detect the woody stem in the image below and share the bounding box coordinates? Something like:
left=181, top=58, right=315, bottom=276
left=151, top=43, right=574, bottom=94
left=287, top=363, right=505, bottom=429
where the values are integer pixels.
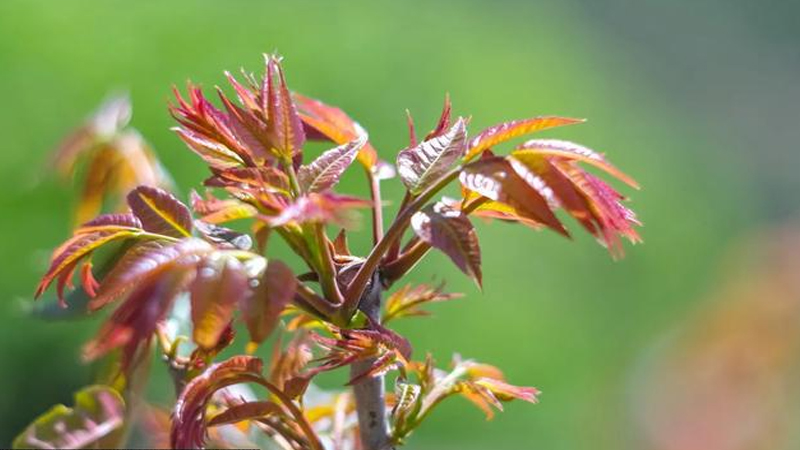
left=350, top=272, right=394, bottom=450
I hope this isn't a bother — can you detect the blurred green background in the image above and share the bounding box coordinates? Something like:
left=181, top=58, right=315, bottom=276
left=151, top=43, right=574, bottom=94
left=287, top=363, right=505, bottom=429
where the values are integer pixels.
left=1, top=1, right=799, bottom=449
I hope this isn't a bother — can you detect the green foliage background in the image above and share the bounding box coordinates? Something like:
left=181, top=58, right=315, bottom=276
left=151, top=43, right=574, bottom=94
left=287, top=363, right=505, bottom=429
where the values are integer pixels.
left=0, top=1, right=795, bottom=448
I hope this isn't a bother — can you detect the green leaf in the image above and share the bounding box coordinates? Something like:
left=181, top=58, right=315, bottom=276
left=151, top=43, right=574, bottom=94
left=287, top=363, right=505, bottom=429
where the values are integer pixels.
left=13, top=385, right=125, bottom=449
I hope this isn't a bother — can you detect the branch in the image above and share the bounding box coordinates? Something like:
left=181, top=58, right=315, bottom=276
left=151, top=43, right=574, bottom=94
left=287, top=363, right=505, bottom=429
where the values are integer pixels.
left=340, top=167, right=461, bottom=322
left=350, top=272, right=394, bottom=450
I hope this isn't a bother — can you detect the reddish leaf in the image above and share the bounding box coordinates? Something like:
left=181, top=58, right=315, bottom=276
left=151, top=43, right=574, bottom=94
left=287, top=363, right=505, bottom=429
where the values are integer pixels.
left=171, top=356, right=266, bottom=449
left=191, top=255, right=250, bottom=350
left=465, top=116, right=584, bottom=160
left=410, top=202, right=482, bottom=286
left=298, top=135, right=367, bottom=193
left=512, top=139, right=638, bottom=188
left=270, top=192, right=370, bottom=228
left=265, top=55, right=305, bottom=160
left=294, top=92, right=379, bottom=169
left=424, top=94, right=453, bottom=140
left=460, top=156, right=568, bottom=236
left=190, top=190, right=258, bottom=225
left=557, top=163, right=641, bottom=257
left=216, top=87, right=273, bottom=162
left=35, top=227, right=141, bottom=304
left=173, top=127, right=244, bottom=169
left=83, top=267, right=193, bottom=368
left=397, top=118, right=467, bottom=194
left=205, top=166, right=289, bottom=193
left=127, top=186, right=193, bottom=238
left=80, top=213, right=142, bottom=230
left=171, top=84, right=256, bottom=166
left=207, top=401, right=283, bottom=427
left=240, top=260, right=297, bottom=347
left=90, top=238, right=213, bottom=310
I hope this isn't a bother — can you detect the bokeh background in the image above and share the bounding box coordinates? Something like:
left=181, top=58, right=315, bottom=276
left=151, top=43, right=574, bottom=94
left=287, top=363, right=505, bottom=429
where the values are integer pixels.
left=1, top=1, right=799, bottom=449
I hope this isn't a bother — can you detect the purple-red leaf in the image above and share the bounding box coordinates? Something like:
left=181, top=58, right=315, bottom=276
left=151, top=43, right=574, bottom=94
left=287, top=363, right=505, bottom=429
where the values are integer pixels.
left=191, top=255, right=250, bottom=350
left=240, top=260, right=297, bottom=348
left=298, top=135, right=367, bottom=193
left=269, top=192, right=370, bottom=228
left=410, top=202, right=482, bottom=286
left=35, top=227, right=141, bottom=304
left=294, top=93, right=379, bottom=169
left=398, top=118, right=467, bottom=194
left=265, top=55, right=305, bottom=160
left=465, top=116, right=584, bottom=160
left=90, top=238, right=213, bottom=310
left=512, top=139, right=638, bottom=188
left=207, top=401, right=283, bottom=427
left=173, top=127, right=245, bottom=169
left=171, top=356, right=266, bottom=449
left=127, top=186, right=193, bottom=238
left=460, top=156, right=568, bottom=236
left=83, top=267, right=193, bottom=368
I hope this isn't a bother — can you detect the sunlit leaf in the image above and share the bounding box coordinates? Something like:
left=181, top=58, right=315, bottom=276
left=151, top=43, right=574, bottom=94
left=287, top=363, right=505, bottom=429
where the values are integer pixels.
left=90, top=238, right=213, bottom=311
left=512, top=139, right=638, bottom=188
left=127, top=185, right=193, bottom=238
left=294, top=92, right=379, bottom=169
left=397, top=118, right=467, bottom=194
left=265, top=55, right=305, bottom=160
left=191, top=255, right=250, bottom=350
left=35, top=227, right=141, bottom=305
left=410, top=202, right=481, bottom=286
left=464, top=116, right=584, bottom=160
left=383, top=283, right=462, bottom=323
left=190, top=190, right=258, bottom=225
left=298, top=136, right=367, bottom=193
left=12, top=385, right=125, bottom=450
left=460, top=156, right=568, bottom=236
left=240, top=260, right=297, bottom=347
left=270, top=192, right=370, bottom=228
left=173, top=127, right=245, bottom=169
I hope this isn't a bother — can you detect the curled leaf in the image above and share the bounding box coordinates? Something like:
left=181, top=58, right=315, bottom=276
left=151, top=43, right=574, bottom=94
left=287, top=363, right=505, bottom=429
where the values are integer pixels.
left=12, top=386, right=125, bottom=450
left=410, top=202, right=482, bottom=286
left=171, top=356, right=266, bottom=449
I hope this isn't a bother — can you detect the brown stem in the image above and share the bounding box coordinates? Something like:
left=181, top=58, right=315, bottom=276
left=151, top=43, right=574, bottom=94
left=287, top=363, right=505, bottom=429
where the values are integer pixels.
left=341, top=167, right=461, bottom=322
left=382, top=195, right=488, bottom=285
